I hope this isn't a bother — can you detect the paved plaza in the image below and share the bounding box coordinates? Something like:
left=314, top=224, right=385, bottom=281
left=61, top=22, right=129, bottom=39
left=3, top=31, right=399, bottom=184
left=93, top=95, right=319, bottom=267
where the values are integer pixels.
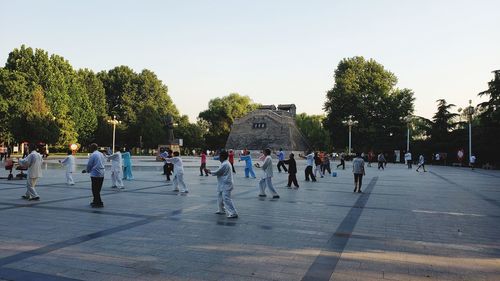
left=0, top=156, right=499, bottom=281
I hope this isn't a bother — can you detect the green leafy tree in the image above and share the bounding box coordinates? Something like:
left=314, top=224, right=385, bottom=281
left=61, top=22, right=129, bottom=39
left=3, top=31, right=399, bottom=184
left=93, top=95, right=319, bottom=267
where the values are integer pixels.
left=430, top=99, right=458, bottom=152
left=78, top=69, right=110, bottom=145
left=198, top=93, right=258, bottom=149
left=175, top=115, right=207, bottom=150
left=98, top=66, right=179, bottom=147
left=295, top=113, right=329, bottom=150
left=323, top=56, right=415, bottom=153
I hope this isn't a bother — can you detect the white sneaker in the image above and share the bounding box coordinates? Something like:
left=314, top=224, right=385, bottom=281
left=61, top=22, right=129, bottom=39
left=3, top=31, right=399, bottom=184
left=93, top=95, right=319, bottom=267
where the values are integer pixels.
left=180, top=190, right=189, bottom=193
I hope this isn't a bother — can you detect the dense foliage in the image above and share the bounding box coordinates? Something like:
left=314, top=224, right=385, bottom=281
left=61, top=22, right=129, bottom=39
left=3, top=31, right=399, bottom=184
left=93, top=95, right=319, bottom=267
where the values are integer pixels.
left=323, top=56, right=415, bottom=153
left=198, top=93, right=258, bottom=149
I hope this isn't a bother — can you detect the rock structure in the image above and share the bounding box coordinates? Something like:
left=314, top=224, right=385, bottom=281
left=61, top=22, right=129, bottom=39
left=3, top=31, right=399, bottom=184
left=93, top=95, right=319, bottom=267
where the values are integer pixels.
left=225, top=104, right=309, bottom=151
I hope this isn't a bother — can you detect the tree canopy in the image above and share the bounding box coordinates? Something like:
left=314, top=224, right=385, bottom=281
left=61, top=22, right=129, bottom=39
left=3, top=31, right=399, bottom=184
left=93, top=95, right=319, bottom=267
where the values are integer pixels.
left=323, top=56, right=415, bottom=153
left=0, top=45, right=181, bottom=150
left=198, top=93, right=258, bottom=149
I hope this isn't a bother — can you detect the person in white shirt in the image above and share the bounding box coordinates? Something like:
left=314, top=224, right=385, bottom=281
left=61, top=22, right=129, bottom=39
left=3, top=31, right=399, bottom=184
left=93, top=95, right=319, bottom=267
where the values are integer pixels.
left=469, top=155, right=476, bottom=170
left=59, top=150, right=76, bottom=185
left=256, top=148, right=279, bottom=199
left=299, top=150, right=316, bottom=182
left=416, top=154, right=427, bottom=172
left=106, top=147, right=124, bottom=189
left=163, top=151, right=188, bottom=193
left=404, top=151, right=412, bottom=169
left=19, top=143, right=43, bottom=201
left=207, top=150, right=238, bottom=218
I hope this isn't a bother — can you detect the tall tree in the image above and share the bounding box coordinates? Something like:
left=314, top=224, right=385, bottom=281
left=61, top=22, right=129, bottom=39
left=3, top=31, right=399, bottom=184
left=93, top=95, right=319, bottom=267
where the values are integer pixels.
left=295, top=113, right=329, bottom=150
left=430, top=99, right=458, bottom=152
left=323, top=56, right=415, bottom=152
left=198, top=93, right=258, bottom=149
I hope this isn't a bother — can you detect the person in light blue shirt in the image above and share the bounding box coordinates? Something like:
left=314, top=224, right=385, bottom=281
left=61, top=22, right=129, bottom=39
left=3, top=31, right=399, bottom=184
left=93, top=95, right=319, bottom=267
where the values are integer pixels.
left=84, top=143, right=106, bottom=208
left=239, top=150, right=256, bottom=178
left=276, top=148, right=288, bottom=173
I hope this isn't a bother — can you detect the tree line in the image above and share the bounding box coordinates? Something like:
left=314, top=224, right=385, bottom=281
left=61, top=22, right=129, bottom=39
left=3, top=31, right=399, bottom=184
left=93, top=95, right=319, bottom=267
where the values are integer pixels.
left=1, top=46, right=498, bottom=165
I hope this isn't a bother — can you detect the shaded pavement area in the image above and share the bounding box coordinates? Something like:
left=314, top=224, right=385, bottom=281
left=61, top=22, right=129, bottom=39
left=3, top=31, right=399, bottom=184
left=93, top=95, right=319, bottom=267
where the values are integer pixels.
left=0, top=157, right=499, bottom=280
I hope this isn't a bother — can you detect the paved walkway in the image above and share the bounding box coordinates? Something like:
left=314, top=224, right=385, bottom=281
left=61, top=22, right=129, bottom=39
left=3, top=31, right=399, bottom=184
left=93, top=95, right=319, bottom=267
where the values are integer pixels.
left=0, top=157, right=499, bottom=281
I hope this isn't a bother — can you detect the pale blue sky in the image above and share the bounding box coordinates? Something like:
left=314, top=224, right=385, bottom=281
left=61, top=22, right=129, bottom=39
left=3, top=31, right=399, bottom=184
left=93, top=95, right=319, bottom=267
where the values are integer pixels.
left=1, top=0, right=499, bottom=121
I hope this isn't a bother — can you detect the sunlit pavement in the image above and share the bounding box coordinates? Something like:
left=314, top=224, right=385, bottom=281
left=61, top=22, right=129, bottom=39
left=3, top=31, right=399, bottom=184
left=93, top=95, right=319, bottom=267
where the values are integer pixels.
left=0, top=157, right=499, bottom=281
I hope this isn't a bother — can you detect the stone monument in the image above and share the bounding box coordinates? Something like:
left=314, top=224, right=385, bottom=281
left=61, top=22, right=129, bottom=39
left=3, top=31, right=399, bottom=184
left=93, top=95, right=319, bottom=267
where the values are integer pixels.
left=225, top=104, right=309, bottom=151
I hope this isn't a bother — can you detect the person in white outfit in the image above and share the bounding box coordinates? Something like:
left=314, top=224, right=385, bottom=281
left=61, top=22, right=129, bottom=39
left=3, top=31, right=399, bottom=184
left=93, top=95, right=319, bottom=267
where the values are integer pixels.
left=59, top=150, right=75, bottom=185
left=256, top=148, right=279, bottom=199
left=207, top=150, right=238, bottom=218
left=19, top=143, right=43, bottom=201
left=164, top=151, right=188, bottom=193
left=106, top=147, right=124, bottom=189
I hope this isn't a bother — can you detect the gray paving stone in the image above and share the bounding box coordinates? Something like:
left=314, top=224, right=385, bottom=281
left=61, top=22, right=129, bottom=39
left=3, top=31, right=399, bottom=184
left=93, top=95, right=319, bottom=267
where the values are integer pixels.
left=0, top=157, right=499, bottom=280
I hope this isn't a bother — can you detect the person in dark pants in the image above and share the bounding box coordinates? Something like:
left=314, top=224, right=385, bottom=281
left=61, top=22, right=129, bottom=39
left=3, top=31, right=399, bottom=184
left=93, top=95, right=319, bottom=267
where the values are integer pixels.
left=336, top=153, right=345, bottom=170
left=377, top=153, right=385, bottom=170
left=352, top=152, right=365, bottom=193
left=229, top=150, right=236, bottom=173
left=321, top=153, right=331, bottom=176
left=84, top=143, right=106, bottom=208
left=276, top=148, right=288, bottom=173
left=299, top=150, right=316, bottom=182
left=283, top=153, right=299, bottom=188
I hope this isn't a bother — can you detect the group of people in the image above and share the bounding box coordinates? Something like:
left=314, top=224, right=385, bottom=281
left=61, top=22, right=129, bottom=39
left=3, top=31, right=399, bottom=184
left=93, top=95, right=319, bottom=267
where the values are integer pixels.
left=14, top=142, right=473, bottom=221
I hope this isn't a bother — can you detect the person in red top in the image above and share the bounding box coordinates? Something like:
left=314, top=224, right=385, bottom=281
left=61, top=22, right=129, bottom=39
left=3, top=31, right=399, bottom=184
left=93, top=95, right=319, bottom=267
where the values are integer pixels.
left=228, top=150, right=236, bottom=173
left=200, top=150, right=208, bottom=176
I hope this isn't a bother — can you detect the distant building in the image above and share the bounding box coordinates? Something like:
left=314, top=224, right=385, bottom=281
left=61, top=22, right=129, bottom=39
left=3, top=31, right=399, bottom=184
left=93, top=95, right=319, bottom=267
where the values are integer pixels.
left=225, top=104, right=309, bottom=151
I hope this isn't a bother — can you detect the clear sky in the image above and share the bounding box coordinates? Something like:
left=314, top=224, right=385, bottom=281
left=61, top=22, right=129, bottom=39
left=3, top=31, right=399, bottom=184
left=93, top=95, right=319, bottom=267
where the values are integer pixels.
left=1, top=0, right=499, bottom=121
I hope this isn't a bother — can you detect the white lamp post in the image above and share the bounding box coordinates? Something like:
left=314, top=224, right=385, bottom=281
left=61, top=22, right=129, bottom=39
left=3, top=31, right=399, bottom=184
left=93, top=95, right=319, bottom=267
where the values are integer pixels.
left=107, top=115, right=121, bottom=153
left=403, top=115, right=414, bottom=152
left=342, top=115, right=358, bottom=155
left=458, top=100, right=475, bottom=165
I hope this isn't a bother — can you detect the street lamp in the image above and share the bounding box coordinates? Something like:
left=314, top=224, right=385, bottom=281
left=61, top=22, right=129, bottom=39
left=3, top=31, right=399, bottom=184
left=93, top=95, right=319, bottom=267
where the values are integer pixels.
left=107, top=115, right=121, bottom=153
left=403, top=115, right=414, bottom=152
left=342, top=115, right=358, bottom=155
left=458, top=100, right=475, bottom=165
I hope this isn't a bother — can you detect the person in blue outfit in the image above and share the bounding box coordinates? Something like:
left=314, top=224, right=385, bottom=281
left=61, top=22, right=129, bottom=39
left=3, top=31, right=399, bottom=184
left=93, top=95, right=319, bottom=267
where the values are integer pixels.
left=122, top=147, right=134, bottom=180
left=276, top=148, right=288, bottom=173
left=239, top=150, right=256, bottom=178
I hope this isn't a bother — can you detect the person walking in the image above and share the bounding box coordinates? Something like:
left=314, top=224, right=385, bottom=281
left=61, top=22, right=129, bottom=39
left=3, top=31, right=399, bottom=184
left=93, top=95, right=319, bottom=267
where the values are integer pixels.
left=164, top=151, right=188, bottom=193
left=404, top=151, right=412, bottom=169
left=84, top=143, right=106, bottom=208
left=199, top=150, right=208, bottom=176
left=106, top=146, right=124, bottom=190
left=336, top=153, right=345, bottom=170
left=416, top=154, right=427, bottom=172
left=228, top=150, right=236, bottom=174
left=122, top=148, right=134, bottom=180
left=276, top=148, right=288, bottom=173
left=207, top=150, right=238, bottom=219
left=59, top=150, right=75, bottom=185
left=352, top=152, right=366, bottom=193
left=300, top=150, right=316, bottom=182
left=283, top=153, right=299, bottom=188
left=377, top=153, right=385, bottom=170
left=239, top=150, right=256, bottom=178
left=19, top=143, right=43, bottom=201
left=469, top=155, right=476, bottom=170
left=256, top=148, right=279, bottom=198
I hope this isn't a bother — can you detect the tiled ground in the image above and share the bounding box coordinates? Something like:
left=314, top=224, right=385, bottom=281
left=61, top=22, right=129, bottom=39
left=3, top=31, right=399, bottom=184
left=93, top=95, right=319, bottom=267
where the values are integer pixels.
left=0, top=156, right=499, bottom=281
